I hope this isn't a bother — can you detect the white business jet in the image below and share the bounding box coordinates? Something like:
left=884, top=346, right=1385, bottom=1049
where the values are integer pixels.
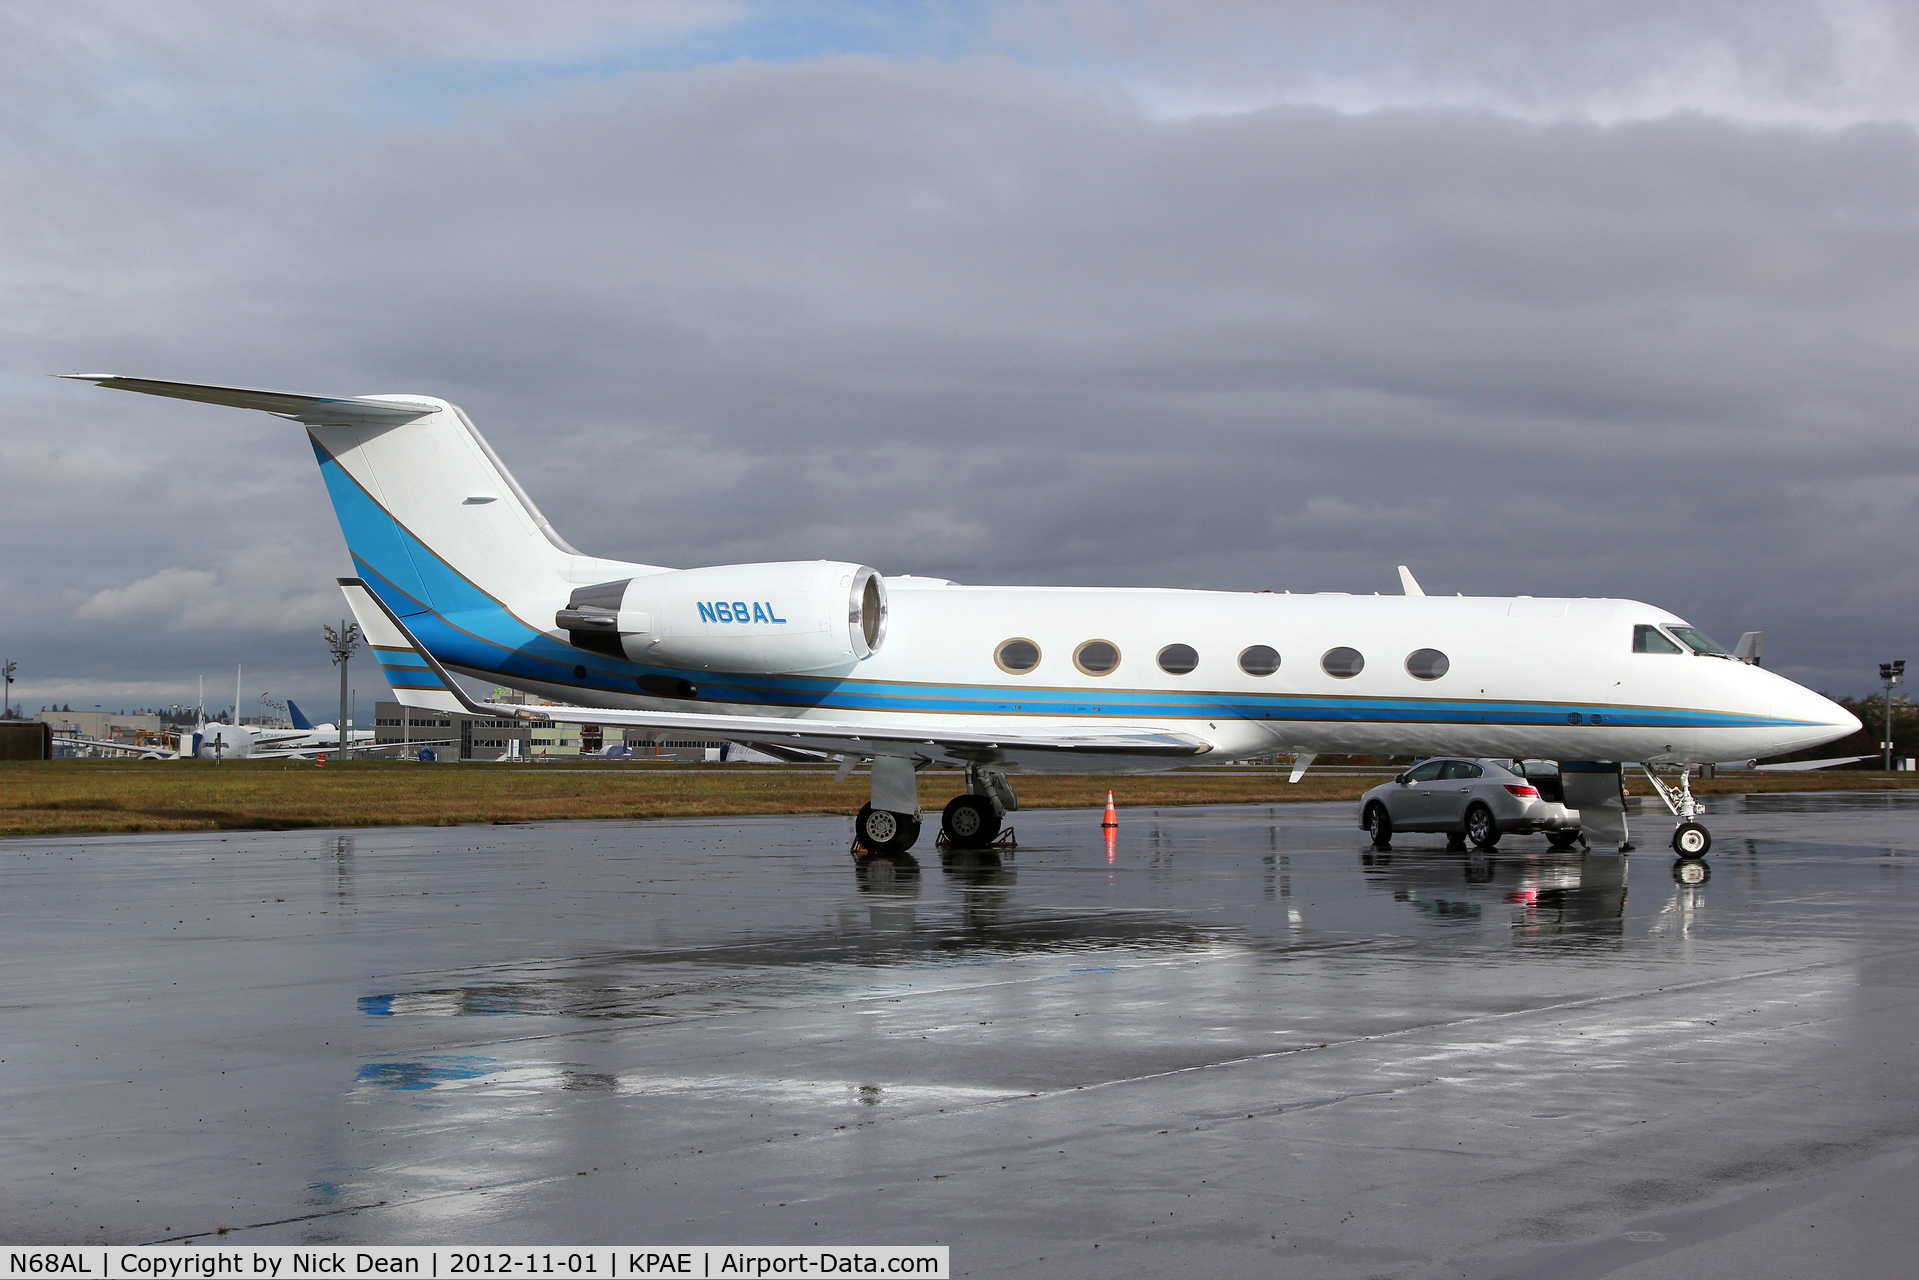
left=66, top=376, right=1859, bottom=856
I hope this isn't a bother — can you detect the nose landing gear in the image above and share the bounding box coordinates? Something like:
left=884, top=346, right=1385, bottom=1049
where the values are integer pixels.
left=1641, top=765, right=1712, bottom=858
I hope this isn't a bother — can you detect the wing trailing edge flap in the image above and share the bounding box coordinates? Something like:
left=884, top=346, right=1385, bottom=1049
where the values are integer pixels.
left=338, top=578, right=1212, bottom=761
left=62, top=375, right=435, bottom=423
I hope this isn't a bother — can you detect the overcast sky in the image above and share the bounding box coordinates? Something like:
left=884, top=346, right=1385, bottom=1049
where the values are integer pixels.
left=5, top=0, right=1917, bottom=716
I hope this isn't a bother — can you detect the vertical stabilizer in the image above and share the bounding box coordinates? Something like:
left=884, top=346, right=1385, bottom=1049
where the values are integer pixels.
left=64, top=376, right=662, bottom=633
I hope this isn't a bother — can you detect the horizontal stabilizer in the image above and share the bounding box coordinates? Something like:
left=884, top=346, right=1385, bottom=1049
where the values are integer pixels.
left=343, top=579, right=1212, bottom=761
left=63, top=375, right=435, bottom=423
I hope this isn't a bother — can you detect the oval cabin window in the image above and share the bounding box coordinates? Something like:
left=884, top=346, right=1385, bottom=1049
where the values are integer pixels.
left=1157, top=644, right=1198, bottom=675
left=1074, top=640, right=1121, bottom=676
left=1238, top=645, right=1281, bottom=677
left=1405, top=648, right=1449, bottom=680
left=995, top=638, right=1041, bottom=674
left=1321, top=647, right=1365, bottom=678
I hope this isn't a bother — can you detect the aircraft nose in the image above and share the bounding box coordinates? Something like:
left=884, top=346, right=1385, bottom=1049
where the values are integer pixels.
left=1783, top=683, right=1860, bottom=738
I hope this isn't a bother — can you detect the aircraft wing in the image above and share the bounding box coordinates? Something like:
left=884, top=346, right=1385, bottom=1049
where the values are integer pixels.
left=60, top=375, right=435, bottom=423
left=252, top=737, right=460, bottom=759
left=339, top=578, right=1212, bottom=761
left=54, top=735, right=172, bottom=758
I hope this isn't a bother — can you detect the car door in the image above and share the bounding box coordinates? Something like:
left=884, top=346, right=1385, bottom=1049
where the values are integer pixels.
left=1431, top=760, right=1484, bottom=828
left=1392, top=759, right=1448, bottom=828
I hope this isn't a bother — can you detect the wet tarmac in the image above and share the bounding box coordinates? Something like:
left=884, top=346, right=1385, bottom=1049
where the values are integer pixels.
left=6, top=792, right=1919, bottom=1276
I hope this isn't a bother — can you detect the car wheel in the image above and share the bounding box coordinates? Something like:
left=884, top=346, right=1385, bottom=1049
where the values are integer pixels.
left=1465, top=803, right=1501, bottom=849
left=941, top=794, right=1001, bottom=847
left=1546, top=831, right=1581, bottom=850
left=1365, top=803, right=1393, bottom=847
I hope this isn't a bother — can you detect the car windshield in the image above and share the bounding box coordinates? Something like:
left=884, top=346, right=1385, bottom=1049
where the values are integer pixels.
left=1668, top=625, right=1730, bottom=656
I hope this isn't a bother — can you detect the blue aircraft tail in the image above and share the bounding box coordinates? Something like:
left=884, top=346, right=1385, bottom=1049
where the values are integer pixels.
left=287, top=699, right=314, bottom=731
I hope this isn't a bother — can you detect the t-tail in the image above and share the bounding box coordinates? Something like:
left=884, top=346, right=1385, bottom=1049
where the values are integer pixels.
left=60, top=376, right=656, bottom=636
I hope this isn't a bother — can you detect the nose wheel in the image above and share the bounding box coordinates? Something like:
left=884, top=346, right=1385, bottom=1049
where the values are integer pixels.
left=1671, top=821, right=1711, bottom=858
left=1642, top=765, right=1712, bottom=859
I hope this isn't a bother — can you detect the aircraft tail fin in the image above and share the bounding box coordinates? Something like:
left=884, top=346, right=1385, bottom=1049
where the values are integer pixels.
left=286, top=699, right=314, bottom=731
left=69, top=374, right=661, bottom=632
left=339, top=578, right=472, bottom=715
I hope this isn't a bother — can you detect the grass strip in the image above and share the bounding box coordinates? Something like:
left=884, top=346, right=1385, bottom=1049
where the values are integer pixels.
left=0, top=760, right=1912, bottom=838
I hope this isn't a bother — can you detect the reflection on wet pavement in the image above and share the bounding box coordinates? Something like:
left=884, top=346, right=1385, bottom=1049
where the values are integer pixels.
left=5, top=794, right=1919, bottom=1277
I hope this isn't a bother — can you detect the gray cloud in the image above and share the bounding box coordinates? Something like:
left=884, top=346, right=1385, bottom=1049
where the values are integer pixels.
left=4, top=4, right=1916, bottom=712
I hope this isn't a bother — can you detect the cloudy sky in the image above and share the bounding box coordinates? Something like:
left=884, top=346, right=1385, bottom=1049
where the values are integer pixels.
left=5, top=0, right=1917, bottom=716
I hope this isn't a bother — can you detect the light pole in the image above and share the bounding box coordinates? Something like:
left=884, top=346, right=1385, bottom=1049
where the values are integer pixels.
left=1879, top=660, right=1906, bottom=771
left=2, top=659, right=13, bottom=719
left=324, top=621, right=362, bottom=760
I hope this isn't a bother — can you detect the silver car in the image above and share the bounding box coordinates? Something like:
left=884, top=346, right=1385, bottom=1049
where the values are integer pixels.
left=1359, top=758, right=1582, bottom=849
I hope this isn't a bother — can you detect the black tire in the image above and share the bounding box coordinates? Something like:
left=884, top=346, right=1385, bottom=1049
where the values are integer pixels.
left=941, top=794, right=1001, bottom=848
left=1365, top=803, right=1393, bottom=847
left=1546, top=831, right=1581, bottom=850
left=857, top=803, right=922, bottom=854
left=1465, top=804, right=1502, bottom=849
left=1671, top=821, right=1711, bottom=858
left=1445, top=833, right=1468, bottom=851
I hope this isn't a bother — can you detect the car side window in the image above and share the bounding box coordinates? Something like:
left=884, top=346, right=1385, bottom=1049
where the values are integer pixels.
left=1634, top=624, right=1683, bottom=654
left=1440, top=761, right=1483, bottom=780
left=1406, top=761, right=1445, bottom=783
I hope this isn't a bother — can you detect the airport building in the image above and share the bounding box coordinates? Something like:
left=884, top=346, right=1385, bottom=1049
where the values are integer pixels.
left=35, top=709, right=164, bottom=742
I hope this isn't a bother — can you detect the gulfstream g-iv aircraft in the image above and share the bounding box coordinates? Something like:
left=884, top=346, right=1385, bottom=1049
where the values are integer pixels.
left=67, top=376, right=1859, bottom=857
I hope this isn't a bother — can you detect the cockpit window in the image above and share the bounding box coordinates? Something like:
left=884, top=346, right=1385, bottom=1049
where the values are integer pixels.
left=1633, top=625, right=1683, bottom=654
left=1668, top=625, right=1729, bottom=656
left=1405, top=760, right=1445, bottom=783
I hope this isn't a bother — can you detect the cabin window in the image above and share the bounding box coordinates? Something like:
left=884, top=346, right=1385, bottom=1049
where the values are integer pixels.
left=1238, top=645, right=1281, bottom=677
left=1668, top=625, right=1729, bottom=656
left=1074, top=639, right=1121, bottom=676
left=1157, top=644, right=1199, bottom=675
left=1405, top=648, right=1449, bottom=680
left=1321, top=647, right=1365, bottom=678
left=1633, top=625, right=1683, bottom=654
left=995, top=638, right=1041, bottom=674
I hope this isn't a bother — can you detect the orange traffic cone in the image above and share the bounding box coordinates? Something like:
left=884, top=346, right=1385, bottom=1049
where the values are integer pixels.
left=1101, top=790, right=1118, bottom=829
left=316, top=753, right=327, bottom=767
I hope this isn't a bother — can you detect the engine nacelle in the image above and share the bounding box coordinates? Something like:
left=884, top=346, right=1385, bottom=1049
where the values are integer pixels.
left=557, top=561, right=887, bottom=675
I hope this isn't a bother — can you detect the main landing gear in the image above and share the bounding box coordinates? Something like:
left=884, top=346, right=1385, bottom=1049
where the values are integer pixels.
left=854, top=758, right=1018, bottom=854
left=1641, top=765, right=1713, bottom=858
